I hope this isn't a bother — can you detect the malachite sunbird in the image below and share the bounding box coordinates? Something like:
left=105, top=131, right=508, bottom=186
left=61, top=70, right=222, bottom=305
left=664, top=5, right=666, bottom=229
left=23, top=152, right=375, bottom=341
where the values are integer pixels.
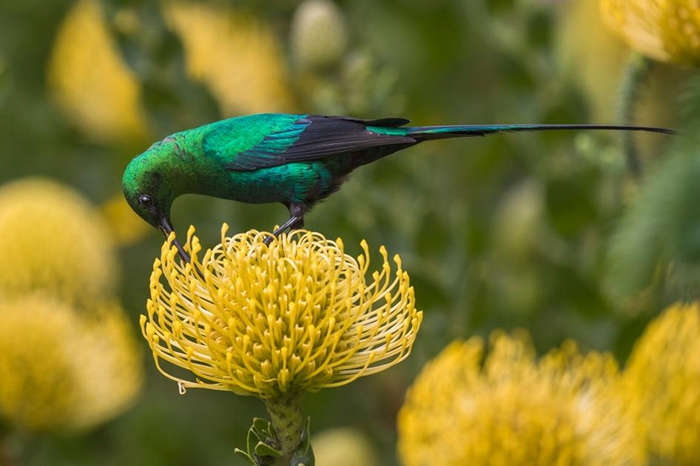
left=122, top=113, right=674, bottom=261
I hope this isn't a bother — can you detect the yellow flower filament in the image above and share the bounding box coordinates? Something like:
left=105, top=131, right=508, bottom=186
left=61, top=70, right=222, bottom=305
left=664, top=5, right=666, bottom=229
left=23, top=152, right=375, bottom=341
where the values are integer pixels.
left=142, top=226, right=422, bottom=398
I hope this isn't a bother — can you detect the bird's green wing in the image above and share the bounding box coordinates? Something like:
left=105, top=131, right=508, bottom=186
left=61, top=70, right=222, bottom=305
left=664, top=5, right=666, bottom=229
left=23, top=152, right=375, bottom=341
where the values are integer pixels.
left=219, top=115, right=415, bottom=172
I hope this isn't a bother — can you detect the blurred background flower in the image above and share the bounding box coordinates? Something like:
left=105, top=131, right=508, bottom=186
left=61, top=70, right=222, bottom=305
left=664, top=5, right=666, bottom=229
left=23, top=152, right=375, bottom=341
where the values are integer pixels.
left=623, top=302, right=700, bottom=464
left=0, top=295, right=93, bottom=433
left=48, top=0, right=149, bottom=144
left=0, top=177, right=117, bottom=306
left=0, top=295, right=142, bottom=434
left=601, top=0, right=700, bottom=67
left=165, top=2, right=295, bottom=116
left=397, top=331, right=645, bottom=465
left=291, top=0, right=348, bottom=71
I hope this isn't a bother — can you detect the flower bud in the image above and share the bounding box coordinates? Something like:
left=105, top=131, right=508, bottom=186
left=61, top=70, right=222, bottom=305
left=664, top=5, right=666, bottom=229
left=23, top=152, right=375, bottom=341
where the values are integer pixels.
left=291, top=0, right=348, bottom=70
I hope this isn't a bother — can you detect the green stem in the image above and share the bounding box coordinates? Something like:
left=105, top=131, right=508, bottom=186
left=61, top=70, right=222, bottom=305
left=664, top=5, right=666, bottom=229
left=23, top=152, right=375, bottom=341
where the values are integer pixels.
left=264, top=391, right=305, bottom=464
left=617, top=52, right=654, bottom=179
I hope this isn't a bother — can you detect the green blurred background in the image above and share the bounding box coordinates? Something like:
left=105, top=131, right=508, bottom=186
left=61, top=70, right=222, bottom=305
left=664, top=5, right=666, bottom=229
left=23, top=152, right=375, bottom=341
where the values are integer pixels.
left=0, top=0, right=691, bottom=464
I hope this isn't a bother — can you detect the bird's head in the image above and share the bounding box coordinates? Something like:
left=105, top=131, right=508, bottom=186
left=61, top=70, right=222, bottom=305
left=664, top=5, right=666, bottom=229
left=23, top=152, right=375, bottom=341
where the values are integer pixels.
left=122, top=140, right=191, bottom=261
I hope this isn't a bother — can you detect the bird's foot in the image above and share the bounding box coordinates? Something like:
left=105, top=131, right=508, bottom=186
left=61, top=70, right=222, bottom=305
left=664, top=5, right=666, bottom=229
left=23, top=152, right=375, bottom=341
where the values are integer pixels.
left=264, top=213, right=305, bottom=246
left=264, top=203, right=307, bottom=246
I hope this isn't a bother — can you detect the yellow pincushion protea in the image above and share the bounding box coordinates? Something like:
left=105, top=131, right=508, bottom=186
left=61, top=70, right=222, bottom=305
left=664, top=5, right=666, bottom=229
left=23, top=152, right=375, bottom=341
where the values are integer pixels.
left=142, top=226, right=422, bottom=398
left=0, top=295, right=142, bottom=433
left=601, top=0, right=700, bottom=66
left=0, top=177, right=117, bottom=305
left=398, top=331, right=645, bottom=466
left=623, top=302, right=700, bottom=464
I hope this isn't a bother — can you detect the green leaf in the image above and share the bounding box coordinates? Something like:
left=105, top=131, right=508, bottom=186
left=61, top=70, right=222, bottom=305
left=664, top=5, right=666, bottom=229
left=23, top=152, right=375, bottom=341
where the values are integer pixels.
left=237, top=418, right=283, bottom=466
left=254, top=441, right=281, bottom=458
left=234, top=448, right=256, bottom=466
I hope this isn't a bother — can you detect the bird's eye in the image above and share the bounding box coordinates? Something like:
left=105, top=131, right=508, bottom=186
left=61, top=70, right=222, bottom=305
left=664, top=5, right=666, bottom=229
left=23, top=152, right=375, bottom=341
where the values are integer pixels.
left=139, top=195, right=154, bottom=207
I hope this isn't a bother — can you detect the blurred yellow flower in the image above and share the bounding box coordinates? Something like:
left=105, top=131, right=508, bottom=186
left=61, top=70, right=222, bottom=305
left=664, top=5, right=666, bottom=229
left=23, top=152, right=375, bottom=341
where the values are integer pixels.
left=624, top=302, right=700, bottom=464
left=601, top=0, right=700, bottom=66
left=0, top=177, right=117, bottom=305
left=0, top=295, right=142, bottom=433
left=142, top=226, right=422, bottom=398
left=48, top=0, right=149, bottom=142
left=165, top=3, right=295, bottom=115
left=397, top=331, right=645, bottom=466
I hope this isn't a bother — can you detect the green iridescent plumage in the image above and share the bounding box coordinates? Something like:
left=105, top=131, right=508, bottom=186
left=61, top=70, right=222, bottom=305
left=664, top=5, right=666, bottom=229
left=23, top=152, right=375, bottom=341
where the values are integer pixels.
left=122, top=112, right=673, bottom=258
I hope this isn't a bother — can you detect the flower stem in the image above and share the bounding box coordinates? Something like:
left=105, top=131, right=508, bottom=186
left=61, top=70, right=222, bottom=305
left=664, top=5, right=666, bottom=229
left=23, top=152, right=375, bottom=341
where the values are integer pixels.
left=617, top=52, right=653, bottom=179
left=264, top=391, right=305, bottom=463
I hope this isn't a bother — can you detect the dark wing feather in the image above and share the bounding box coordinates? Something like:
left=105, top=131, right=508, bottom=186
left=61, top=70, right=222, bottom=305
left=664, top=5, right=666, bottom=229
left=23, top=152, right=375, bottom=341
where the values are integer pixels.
left=226, top=116, right=415, bottom=172
left=341, top=116, right=411, bottom=127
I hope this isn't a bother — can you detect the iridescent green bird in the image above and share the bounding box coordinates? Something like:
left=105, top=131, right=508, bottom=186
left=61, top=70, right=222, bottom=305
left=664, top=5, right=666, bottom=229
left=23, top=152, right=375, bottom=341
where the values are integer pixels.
left=122, top=113, right=673, bottom=260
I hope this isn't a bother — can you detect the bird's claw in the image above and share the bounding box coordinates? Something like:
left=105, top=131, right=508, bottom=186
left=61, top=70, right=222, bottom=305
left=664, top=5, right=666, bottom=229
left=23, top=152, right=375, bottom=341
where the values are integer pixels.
left=265, top=212, right=304, bottom=247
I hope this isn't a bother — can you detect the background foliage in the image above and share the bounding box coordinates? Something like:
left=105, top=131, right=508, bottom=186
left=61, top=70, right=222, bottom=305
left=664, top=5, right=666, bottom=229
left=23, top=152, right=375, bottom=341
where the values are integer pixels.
left=0, top=0, right=692, bottom=464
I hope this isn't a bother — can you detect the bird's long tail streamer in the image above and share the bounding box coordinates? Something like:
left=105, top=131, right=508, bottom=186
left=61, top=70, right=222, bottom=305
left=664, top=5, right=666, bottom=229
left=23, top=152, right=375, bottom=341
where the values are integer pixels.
left=405, top=124, right=676, bottom=140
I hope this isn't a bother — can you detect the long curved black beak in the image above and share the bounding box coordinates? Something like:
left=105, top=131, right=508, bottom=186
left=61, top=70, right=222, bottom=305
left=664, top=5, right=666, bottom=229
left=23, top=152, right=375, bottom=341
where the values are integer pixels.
left=157, top=217, right=192, bottom=263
